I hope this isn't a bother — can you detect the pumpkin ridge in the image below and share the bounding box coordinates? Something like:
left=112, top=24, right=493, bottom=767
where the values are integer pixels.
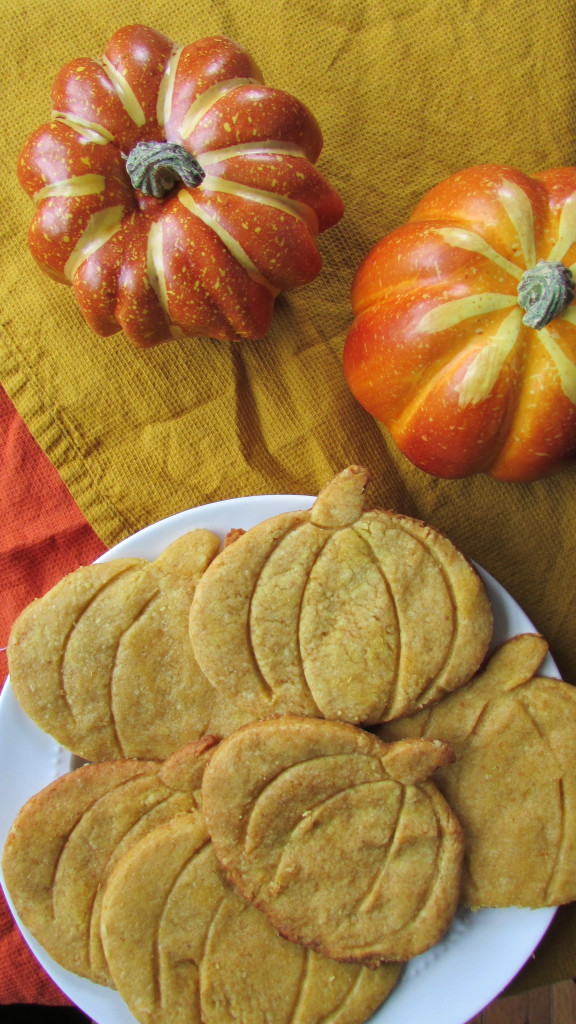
left=197, top=891, right=236, bottom=1010
left=390, top=330, right=517, bottom=472
left=362, top=297, right=520, bottom=429
left=357, top=784, right=405, bottom=914
left=241, top=753, right=370, bottom=856
left=177, top=190, right=277, bottom=295
left=456, top=308, right=523, bottom=410
left=487, top=324, right=573, bottom=478
left=156, top=43, right=184, bottom=128
left=498, top=178, right=538, bottom=269
left=355, top=518, right=458, bottom=718
left=56, top=563, right=143, bottom=729
left=86, top=787, right=185, bottom=981
left=388, top=784, right=457, bottom=937
left=546, top=188, right=576, bottom=264
left=509, top=694, right=568, bottom=906
left=161, top=202, right=258, bottom=339
left=104, top=585, right=161, bottom=757
left=154, top=840, right=213, bottom=1008
left=284, top=945, right=312, bottom=1024
left=434, top=224, right=525, bottom=281
left=100, top=55, right=146, bottom=128
left=33, top=174, right=107, bottom=202
left=200, top=140, right=308, bottom=164
left=317, top=969, right=366, bottom=1024
left=246, top=522, right=323, bottom=705
left=349, top=525, right=401, bottom=722
left=538, top=326, right=576, bottom=405
left=390, top=522, right=459, bottom=714
left=269, top=778, right=396, bottom=897
left=178, top=76, right=260, bottom=141
left=65, top=204, right=127, bottom=282
left=200, top=175, right=319, bottom=235
left=544, top=778, right=565, bottom=906
left=50, top=109, right=115, bottom=145
left=294, top=529, right=333, bottom=717
left=50, top=770, right=159, bottom=920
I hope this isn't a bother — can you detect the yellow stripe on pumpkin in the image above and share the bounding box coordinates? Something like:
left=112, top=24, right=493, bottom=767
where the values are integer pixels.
left=200, top=175, right=318, bottom=234
left=547, top=191, right=576, bottom=263
left=33, top=174, right=106, bottom=202
left=436, top=227, right=523, bottom=280
left=145, top=222, right=183, bottom=338
left=177, top=190, right=278, bottom=295
left=200, top=141, right=308, bottom=164
left=417, top=293, right=516, bottom=334
left=457, top=308, right=523, bottom=408
left=100, top=56, right=146, bottom=127
left=156, top=44, right=184, bottom=127
left=51, top=110, right=115, bottom=145
left=497, top=179, right=537, bottom=269
left=64, top=205, right=125, bottom=281
left=180, top=77, right=260, bottom=140
left=539, top=327, right=576, bottom=406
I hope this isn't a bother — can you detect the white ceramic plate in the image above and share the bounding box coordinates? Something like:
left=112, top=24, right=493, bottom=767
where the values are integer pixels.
left=0, top=494, right=558, bottom=1024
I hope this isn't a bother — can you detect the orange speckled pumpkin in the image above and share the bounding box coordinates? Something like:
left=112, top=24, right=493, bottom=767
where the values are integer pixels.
left=343, top=164, right=576, bottom=482
left=18, top=25, right=343, bottom=347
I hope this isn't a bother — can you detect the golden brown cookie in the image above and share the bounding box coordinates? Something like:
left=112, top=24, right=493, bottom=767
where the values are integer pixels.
left=8, top=531, right=252, bottom=761
left=379, top=634, right=576, bottom=908
left=189, top=466, right=493, bottom=724
left=0, top=740, right=216, bottom=986
left=101, top=812, right=402, bottom=1024
left=201, top=716, right=464, bottom=963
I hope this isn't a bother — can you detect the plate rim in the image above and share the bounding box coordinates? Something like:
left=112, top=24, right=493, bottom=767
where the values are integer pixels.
left=0, top=492, right=559, bottom=1024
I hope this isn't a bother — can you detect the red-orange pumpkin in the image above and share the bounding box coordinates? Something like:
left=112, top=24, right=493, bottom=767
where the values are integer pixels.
left=343, top=164, right=576, bottom=481
left=18, top=25, right=343, bottom=347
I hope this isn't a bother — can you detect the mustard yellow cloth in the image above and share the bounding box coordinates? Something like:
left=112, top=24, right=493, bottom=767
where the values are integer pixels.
left=2, top=0, right=576, bottom=995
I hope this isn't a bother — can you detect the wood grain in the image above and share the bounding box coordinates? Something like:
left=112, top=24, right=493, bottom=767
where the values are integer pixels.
left=468, top=980, right=576, bottom=1023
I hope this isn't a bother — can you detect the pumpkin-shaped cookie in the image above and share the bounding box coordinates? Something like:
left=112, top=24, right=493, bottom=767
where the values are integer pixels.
left=380, top=634, right=576, bottom=908
left=101, top=813, right=402, bottom=1024
left=202, top=716, right=463, bottom=963
left=1, top=740, right=214, bottom=986
left=189, top=466, right=493, bottom=724
left=8, top=530, right=252, bottom=761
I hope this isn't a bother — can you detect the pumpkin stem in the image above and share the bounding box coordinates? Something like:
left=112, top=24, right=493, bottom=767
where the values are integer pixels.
left=517, top=260, right=574, bottom=329
left=125, top=141, right=205, bottom=198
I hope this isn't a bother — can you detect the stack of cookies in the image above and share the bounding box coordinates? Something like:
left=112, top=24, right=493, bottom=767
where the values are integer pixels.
left=3, top=466, right=576, bottom=1024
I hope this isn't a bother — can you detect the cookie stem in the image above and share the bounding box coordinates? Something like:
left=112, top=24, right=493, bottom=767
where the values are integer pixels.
left=310, top=466, right=370, bottom=528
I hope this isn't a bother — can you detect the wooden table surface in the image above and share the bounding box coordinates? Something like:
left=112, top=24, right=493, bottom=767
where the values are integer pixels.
left=469, top=980, right=576, bottom=1023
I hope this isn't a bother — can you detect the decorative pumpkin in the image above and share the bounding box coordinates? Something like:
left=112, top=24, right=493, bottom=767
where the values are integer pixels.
left=343, top=164, right=576, bottom=481
left=18, top=25, right=343, bottom=346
